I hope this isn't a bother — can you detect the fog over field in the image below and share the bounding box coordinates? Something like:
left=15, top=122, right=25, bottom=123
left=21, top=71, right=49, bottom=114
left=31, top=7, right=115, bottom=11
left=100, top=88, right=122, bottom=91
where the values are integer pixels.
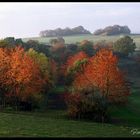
left=0, top=2, right=140, bottom=38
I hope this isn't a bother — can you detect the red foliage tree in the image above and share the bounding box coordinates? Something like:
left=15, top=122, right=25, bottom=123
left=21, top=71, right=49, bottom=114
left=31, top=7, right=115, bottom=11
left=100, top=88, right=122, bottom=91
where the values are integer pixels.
left=73, top=48, right=130, bottom=104
left=63, top=51, right=88, bottom=75
left=0, top=46, right=46, bottom=102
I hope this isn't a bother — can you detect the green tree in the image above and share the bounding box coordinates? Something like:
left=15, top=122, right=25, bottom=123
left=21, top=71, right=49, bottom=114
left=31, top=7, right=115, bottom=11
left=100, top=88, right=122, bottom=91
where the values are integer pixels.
left=77, top=40, right=95, bottom=56
left=24, top=40, right=51, bottom=57
left=0, top=37, right=25, bottom=49
left=49, top=37, right=65, bottom=50
left=27, top=48, right=53, bottom=89
left=113, top=36, right=136, bottom=56
left=94, top=40, right=113, bottom=51
left=4, top=37, right=15, bottom=46
left=0, top=40, right=15, bottom=48
left=3, top=37, right=24, bottom=46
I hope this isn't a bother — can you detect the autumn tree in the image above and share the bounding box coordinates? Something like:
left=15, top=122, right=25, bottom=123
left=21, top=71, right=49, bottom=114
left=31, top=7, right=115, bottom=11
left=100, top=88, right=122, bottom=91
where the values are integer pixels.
left=64, top=51, right=88, bottom=72
left=65, top=48, right=130, bottom=121
left=73, top=48, right=130, bottom=104
left=27, top=48, right=53, bottom=89
left=27, top=48, right=57, bottom=109
left=0, top=47, right=47, bottom=109
left=63, top=51, right=88, bottom=86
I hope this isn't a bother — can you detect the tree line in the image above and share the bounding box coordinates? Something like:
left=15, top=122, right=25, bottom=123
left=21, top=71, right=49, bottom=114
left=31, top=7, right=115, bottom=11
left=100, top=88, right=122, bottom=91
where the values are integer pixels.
left=39, top=26, right=91, bottom=37
left=0, top=35, right=137, bottom=122
left=39, top=25, right=131, bottom=37
left=93, top=25, right=131, bottom=36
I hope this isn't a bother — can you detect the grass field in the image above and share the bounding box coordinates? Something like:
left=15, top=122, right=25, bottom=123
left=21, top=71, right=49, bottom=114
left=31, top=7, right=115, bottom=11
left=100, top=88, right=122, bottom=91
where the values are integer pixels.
left=110, top=88, right=140, bottom=127
left=0, top=110, right=137, bottom=137
left=0, top=85, right=139, bottom=137
left=22, top=34, right=140, bottom=50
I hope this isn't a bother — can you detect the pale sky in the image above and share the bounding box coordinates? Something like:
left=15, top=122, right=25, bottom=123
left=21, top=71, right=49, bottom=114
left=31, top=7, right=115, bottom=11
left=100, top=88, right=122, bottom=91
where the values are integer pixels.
left=0, top=2, right=140, bottom=39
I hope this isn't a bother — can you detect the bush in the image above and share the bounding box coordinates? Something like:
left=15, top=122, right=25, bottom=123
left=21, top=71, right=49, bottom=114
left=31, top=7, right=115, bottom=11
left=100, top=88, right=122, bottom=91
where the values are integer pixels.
left=64, top=92, right=110, bottom=122
left=64, top=93, right=81, bottom=118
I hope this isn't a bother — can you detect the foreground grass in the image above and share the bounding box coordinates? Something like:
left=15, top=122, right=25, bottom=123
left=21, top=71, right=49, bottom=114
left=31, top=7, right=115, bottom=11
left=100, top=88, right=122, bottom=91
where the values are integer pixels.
left=0, top=86, right=139, bottom=137
left=110, top=87, right=140, bottom=128
left=0, top=87, right=139, bottom=137
left=0, top=76, right=139, bottom=137
left=0, top=110, right=137, bottom=137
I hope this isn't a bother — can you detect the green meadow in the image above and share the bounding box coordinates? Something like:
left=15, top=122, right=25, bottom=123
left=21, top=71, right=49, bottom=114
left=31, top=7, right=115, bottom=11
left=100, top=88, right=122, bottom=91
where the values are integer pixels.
left=0, top=83, right=139, bottom=137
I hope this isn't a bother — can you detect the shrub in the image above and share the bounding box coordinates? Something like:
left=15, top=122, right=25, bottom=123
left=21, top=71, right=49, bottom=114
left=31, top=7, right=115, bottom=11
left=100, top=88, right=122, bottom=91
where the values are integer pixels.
left=64, top=93, right=82, bottom=119
left=64, top=92, right=110, bottom=122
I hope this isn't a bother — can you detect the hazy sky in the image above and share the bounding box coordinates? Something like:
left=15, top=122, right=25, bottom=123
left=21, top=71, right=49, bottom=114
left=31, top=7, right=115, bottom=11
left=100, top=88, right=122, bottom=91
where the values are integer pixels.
left=0, top=2, right=140, bottom=38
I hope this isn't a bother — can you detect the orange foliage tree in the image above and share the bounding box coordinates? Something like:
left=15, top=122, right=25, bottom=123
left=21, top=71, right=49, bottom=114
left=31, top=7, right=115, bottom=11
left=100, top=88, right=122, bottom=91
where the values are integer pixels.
left=73, top=48, right=130, bottom=104
left=0, top=46, right=46, bottom=104
left=64, top=48, right=130, bottom=120
left=64, top=51, right=88, bottom=74
left=63, top=51, right=88, bottom=86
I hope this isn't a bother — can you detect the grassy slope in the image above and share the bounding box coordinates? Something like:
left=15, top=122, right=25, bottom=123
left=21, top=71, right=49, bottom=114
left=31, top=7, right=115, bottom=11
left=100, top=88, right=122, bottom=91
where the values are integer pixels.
left=110, top=88, right=140, bottom=128
left=0, top=110, right=136, bottom=137
left=0, top=86, right=139, bottom=137
left=22, top=34, right=140, bottom=50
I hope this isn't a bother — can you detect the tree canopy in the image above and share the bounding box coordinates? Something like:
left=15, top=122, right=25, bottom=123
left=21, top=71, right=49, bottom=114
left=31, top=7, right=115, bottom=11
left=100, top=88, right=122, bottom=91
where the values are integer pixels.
left=113, top=36, right=136, bottom=56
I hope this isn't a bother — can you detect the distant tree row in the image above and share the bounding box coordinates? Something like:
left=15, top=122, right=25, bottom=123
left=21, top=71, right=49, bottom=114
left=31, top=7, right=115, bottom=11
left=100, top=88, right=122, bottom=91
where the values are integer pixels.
left=39, top=25, right=132, bottom=37
left=0, top=37, right=51, bottom=57
left=93, top=25, right=131, bottom=36
left=0, top=35, right=136, bottom=59
left=39, top=26, right=91, bottom=37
